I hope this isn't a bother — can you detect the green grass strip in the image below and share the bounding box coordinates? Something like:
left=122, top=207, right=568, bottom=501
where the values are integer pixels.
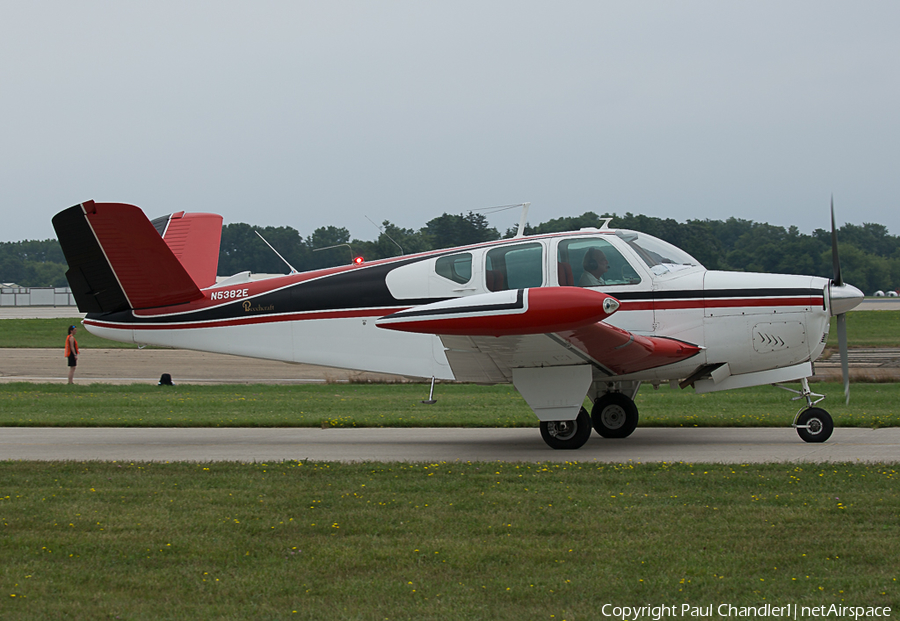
left=0, top=318, right=139, bottom=349
left=824, top=310, right=900, bottom=348
left=0, top=461, right=896, bottom=619
left=1, top=382, right=898, bottom=429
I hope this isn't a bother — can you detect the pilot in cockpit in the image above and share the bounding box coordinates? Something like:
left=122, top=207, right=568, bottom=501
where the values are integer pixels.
left=578, top=247, right=609, bottom=287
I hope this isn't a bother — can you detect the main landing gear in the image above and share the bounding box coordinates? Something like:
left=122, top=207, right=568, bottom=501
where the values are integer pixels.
left=540, top=407, right=593, bottom=450
left=779, top=377, right=834, bottom=443
left=591, top=392, right=639, bottom=438
left=539, top=385, right=641, bottom=450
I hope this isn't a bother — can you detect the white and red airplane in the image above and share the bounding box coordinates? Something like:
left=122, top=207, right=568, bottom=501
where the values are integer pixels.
left=52, top=200, right=863, bottom=450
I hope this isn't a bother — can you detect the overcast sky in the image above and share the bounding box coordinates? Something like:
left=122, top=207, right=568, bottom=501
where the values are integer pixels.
left=2, top=1, right=898, bottom=244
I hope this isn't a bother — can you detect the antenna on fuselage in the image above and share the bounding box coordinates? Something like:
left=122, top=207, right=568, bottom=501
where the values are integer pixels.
left=365, top=215, right=404, bottom=256
left=515, top=202, right=531, bottom=237
left=473, top=202, right=531, bottom=237
left=313, top=243, right=357, bottom=265
left=254, top=230, right=298, bottom=274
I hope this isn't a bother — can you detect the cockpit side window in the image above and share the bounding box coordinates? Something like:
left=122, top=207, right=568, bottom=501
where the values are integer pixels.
left=485, top=243, right=543, bottom=291
left=557, top=238, right=642, bottom=287
left=435, top=253, right=473, bottom=285
left=616, top=231, right=701, bottom=276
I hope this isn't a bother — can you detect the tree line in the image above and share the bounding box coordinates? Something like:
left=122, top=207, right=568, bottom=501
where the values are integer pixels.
left=3, top=211, right=899, bottom=295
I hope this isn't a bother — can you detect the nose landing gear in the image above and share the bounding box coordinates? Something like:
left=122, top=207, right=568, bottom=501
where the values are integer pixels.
left=779, top=377, right=834, bottom=443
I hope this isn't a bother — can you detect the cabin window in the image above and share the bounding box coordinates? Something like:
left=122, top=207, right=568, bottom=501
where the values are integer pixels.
left=557, top=238, right=641, bottom=287
left=485, top=243, right=544, bottom=291
left=434, top=253, right=473, bottom=284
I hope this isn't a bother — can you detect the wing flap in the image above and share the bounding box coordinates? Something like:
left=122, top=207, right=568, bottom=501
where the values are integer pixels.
left=442, top=335, right=508, bottom=383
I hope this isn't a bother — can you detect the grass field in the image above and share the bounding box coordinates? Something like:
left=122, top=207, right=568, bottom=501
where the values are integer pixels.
left=0, top=460, right=897, bottom=620
left=1, top=382, right=898, bottom=429
left=2, top=310, right=900, bottom=349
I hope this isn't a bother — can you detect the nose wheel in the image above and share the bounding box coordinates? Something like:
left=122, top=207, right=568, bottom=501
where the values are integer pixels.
left=795, top=407, right=834, bottom=443
left=779, top=378, right=835, bottom=443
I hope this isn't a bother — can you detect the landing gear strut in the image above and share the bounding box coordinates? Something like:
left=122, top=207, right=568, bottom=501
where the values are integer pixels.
left=779, top=377, right=834, bottom=443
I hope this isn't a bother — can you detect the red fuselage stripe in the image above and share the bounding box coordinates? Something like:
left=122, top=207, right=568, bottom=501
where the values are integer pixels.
left=85, top=296, right=822, bottom=331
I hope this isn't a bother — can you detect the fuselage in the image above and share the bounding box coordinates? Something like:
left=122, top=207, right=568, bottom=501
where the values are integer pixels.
left=83, top=226, right=834, bottom=387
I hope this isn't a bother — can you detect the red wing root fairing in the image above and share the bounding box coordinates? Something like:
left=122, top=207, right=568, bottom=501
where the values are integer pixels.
left=554, top=325, right=702, bottom=377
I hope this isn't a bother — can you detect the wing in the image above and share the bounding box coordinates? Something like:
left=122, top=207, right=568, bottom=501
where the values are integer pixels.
left=376, top=287, right=701, bottom=383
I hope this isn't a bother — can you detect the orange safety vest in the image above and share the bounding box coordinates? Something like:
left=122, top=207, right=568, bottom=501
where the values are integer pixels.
left=64, top=335, right=79, bottom=357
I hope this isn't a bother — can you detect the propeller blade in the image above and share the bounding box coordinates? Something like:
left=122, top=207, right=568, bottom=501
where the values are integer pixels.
left=831, top=196, right=843, bottom=287
left=837, top=313, right=849, bottom=404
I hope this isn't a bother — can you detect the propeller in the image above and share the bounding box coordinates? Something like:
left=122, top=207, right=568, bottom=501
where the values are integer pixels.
left=831, top=197, right=843, bottom=288
left=829, top=197, right=860, bottom=404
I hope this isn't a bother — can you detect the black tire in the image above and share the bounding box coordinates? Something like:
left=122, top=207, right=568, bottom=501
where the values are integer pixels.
left=591, top=392, right=639, bottom=438
left=796, top=407, right=834, bottom=443
left=540, top=407, right=592, bottom=450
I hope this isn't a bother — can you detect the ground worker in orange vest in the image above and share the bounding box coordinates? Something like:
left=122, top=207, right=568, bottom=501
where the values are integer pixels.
left=65, top=325, right=79, bottom=384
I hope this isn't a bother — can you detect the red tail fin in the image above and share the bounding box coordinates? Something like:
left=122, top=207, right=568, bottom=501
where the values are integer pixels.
left=151, top=211, right=223, bottom=289
left=53, top=201, right=205, bottom=313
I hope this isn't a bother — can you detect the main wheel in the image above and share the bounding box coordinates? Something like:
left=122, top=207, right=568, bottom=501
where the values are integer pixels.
left=540, top=407, right=592, bottom=450
left=591, top=392, right=639, bottom=438
left=795, top=407, right=834, bottom=443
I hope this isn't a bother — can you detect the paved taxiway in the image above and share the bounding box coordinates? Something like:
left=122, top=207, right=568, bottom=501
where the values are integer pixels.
left=1, top=427, right=898, bottom=463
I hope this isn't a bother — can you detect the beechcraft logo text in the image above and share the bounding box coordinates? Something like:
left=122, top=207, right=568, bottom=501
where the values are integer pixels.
left=242, top=300, right=274, bottom=312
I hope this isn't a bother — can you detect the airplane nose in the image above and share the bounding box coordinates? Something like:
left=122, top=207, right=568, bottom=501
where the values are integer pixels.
left=829, top=282, right=864, bottom=316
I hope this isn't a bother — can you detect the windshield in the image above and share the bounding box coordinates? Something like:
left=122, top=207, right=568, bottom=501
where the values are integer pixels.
left=616, top=231, right=703, bottom=275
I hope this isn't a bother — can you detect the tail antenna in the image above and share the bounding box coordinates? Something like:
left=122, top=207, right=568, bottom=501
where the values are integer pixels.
left=255, top=231, right=298, bottom=274
left=472, top=202, right=531, bottom=237
left=365, top=216, right=404, bottom=255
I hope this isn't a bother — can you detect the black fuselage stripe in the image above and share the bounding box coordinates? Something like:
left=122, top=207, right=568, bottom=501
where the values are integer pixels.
left=612, top=287, right=823, bottom=301
left=385, top=290, right=524, bottom=320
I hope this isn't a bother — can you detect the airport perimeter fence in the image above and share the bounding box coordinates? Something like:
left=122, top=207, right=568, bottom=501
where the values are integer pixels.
left=0, top=287, right=76, bottom=307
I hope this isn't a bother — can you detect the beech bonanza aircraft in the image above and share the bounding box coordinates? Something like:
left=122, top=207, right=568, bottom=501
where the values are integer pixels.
left=52, top=200, right=863, bottom=450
